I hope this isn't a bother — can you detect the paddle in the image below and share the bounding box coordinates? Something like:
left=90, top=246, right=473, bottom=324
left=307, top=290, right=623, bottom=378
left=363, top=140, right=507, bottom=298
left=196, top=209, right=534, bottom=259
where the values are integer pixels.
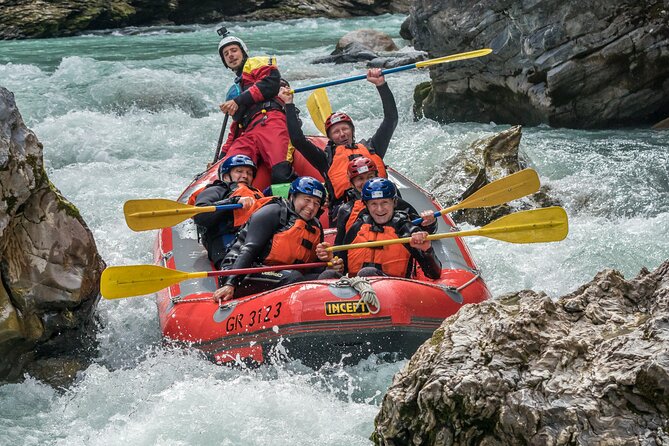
left=328, top=206, right=568, bottom=252
left=124, top=198, right=243, bottom=232
left=411, top=169, right=541, bottom=225
left=213, top=113, right=230, bottom=164
left=101, top=262, right=332, bottom=299
left=306, top=88, right=333, bottom=135
left=291, top=48, right=493, bottom=94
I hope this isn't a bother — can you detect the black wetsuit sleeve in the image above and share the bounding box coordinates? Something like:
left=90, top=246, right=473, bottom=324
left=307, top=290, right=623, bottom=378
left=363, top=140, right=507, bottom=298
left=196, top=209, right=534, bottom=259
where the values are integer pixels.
left=396, top=219, right=442, bottom=280
left=285, top=103, right=329, bottom=174
left=223, top=204, right=282, bottom=287
left=334, top=203, right=353, bottom=246
left=396, top=198, right=438, bottom=234
left=364, top=83, right=398, bottom=159
left=234, top=66, right=282, bottom=107
left=192, top=184, right=235, bottom=227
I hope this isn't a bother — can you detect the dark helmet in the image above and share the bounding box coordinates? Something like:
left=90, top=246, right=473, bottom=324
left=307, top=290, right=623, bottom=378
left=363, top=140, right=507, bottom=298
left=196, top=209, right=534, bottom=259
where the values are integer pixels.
left=218, top=35, right=249, bottom=68
left=219, top=155, right=257, bottom=179
left=289, top=176, right=326, bottom=203
left=361, top=178, right=397, bottom=202
left=347, top=156, right=378, bottom=180
left=324, top=112, right=354, bottom=136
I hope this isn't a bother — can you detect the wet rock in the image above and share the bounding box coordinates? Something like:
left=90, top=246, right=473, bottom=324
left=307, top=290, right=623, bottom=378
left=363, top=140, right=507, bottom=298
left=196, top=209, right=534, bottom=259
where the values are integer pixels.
left=313, top=42, right=380, bottom=64
left=0, top=87, right=105, bottom=384
left=372, top=260, right=669, bottom=445
left=313, top=29, right=405, bottom=65
left=407, top=0, right=669, bottom=128
left=336, top=29, right=399, bottom=53
left=367, top=51, right=427, bottom=69
left=653, top=117, right=669, bottom=130
left=399, top=15, right=412, bottom=41
left=426, top=125, right=560, bottom=227
left=0, top=0, right=410, bottom=39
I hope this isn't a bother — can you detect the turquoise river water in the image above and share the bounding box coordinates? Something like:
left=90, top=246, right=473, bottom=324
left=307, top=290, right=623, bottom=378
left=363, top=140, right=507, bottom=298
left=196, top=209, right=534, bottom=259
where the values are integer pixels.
left=1, top=14, right=668, bottom=445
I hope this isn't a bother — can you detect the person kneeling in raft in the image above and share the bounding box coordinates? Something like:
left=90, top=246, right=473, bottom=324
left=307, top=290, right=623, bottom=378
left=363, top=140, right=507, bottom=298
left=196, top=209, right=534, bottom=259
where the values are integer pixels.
left=193, top=155, right=269, bottom=269
left=213, top=176, right=343, bottom=303
left=334, top=157, right=438, bottom=246
left=339, top=178, right=442, bottom=279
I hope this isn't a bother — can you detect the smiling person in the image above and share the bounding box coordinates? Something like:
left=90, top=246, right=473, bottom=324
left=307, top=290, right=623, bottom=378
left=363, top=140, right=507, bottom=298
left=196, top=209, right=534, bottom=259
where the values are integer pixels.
left=193, top=155, right=268, bottom=269
left=334, top=157, right=438, bottom=246
left=213, top=176, right=343, bottom=303
left=278, top=68, right=398, bottom=222
left=339, top=178, right=442, bottom=280
left=217, top=31, right=295, bottom=184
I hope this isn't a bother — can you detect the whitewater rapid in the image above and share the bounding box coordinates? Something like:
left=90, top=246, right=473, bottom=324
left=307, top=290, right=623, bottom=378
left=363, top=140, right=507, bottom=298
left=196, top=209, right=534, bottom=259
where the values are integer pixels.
left=1, top=14, right=667, bottom=445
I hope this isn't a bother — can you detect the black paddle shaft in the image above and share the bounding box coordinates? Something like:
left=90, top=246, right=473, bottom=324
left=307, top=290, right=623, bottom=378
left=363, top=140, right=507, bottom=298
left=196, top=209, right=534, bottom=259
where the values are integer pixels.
left=213, top=113, right=230, bottom=164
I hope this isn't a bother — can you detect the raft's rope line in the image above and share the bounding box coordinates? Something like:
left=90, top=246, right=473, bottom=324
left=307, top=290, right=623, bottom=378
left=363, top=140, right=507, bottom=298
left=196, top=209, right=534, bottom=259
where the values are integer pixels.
left=374, top=269, right=481, bottom=294
left=455, top=269, right=481, bottom=292
left=171, top=270, right=481, bottom=306
left=331, top=275, right=380, bottom=314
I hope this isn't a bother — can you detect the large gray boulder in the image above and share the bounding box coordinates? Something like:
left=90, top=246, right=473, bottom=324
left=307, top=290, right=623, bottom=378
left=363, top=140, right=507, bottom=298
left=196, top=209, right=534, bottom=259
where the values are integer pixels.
left=372, top=259, right=669, bottom=445
left=406, top=0, right=669, bottom=128
left=426, top=125, right=560, bottom=227
left=0, top=87, right=104, bottom=385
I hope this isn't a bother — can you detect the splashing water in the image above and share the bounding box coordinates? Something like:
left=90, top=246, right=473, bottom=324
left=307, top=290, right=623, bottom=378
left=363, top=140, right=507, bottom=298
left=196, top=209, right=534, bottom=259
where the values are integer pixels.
left=1, top=14, right=667, bottom=444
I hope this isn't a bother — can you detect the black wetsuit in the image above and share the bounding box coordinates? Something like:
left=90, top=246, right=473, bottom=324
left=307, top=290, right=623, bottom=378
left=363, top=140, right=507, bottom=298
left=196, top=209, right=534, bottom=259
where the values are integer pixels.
left=220, top=199, right=325, bottom=298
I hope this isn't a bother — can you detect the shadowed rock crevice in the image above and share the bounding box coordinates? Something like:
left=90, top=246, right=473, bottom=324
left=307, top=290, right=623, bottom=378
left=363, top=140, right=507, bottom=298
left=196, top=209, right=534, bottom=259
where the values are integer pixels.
left=372, top=260, right=669, bottom=445
left=0, top=87, right=105, bottom=385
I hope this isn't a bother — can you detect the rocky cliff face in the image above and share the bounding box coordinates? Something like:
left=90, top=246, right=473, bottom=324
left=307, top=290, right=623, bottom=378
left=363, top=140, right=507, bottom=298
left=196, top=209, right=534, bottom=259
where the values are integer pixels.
left=372, top=260, right=669, bottom=445
left=0, top=0, right=410, bottom=39
left=0, top=88, right=105, bottom=384
left=406, top=0, right=669, bottom=128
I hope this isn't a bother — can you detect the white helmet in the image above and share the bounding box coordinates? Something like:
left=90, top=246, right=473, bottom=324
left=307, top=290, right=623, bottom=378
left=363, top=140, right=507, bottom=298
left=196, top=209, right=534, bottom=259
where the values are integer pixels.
left=218, top=36, right=249, bottom=67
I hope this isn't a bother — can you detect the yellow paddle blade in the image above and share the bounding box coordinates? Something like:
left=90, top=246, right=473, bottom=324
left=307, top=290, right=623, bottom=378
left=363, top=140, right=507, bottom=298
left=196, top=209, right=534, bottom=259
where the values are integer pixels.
left=468, top=206, right=568, bottom=244
left=101, top=265, right=207, bottom=299
left=442, top=169, right=541, bottom=214
left=415, top=48, right=493, bottom=69
left=124, top=199, right=216, bottom=232
left=329, top=206, right=568, bottom=251
left=306, top=88, right=333, bottom=135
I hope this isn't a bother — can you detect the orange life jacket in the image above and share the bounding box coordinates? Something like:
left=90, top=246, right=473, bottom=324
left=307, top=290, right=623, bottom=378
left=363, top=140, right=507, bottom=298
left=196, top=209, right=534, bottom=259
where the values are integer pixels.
left=327, top=143, right=387, bottom=200
left=228, top=184, right=268, bottom=228
left=345, top=200, right=366, bottom=233
left=264, top=218, right=322, bottom=266
left=347, top=223, right=412, bottom=277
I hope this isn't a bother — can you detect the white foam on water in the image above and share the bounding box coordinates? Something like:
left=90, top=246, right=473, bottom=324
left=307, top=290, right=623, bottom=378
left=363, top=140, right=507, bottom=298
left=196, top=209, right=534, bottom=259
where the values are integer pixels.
left=1, top=13, right=668, bottom=445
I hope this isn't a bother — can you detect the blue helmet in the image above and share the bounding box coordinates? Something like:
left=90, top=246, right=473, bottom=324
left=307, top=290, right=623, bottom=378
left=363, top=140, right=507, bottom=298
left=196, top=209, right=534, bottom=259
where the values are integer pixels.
left=361, top=178, right=397, bottom=202
left=289, top=176, right=326, bottom=203
left=219, top=155, right=257, bottom=179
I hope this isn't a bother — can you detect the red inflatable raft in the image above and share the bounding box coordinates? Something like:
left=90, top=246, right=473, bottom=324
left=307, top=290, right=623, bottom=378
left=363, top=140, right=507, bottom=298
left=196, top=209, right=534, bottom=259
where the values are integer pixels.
left=154, top=137, right=491, bottom=367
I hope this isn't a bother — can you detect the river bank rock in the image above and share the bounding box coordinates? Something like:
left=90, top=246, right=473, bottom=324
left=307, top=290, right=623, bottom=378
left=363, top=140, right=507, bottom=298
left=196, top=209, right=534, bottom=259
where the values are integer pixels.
left=372, top=259, right=669, bottom=445
left=0, top=0, right=410, bottom=39
left=313, top=29, right=425, bottom=66
left=426, top=125, right=559, bottom=227
left=0, top=87, right=105, bottom=385
left=406, top=0, right=669, bottom=128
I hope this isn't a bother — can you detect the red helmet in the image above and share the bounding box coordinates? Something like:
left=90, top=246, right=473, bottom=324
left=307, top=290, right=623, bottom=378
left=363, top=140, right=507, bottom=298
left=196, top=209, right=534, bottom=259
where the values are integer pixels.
left=324, top=112, right=354, bottom=135
left=347, top=157, right=378, bottom=180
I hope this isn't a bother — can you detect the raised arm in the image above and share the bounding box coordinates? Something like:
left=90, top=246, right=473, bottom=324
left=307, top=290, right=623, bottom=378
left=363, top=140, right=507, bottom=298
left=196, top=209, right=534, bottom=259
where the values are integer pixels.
left=365, top=82, right=398, bottom=158
left=281, top=88, right=330, bottom=174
